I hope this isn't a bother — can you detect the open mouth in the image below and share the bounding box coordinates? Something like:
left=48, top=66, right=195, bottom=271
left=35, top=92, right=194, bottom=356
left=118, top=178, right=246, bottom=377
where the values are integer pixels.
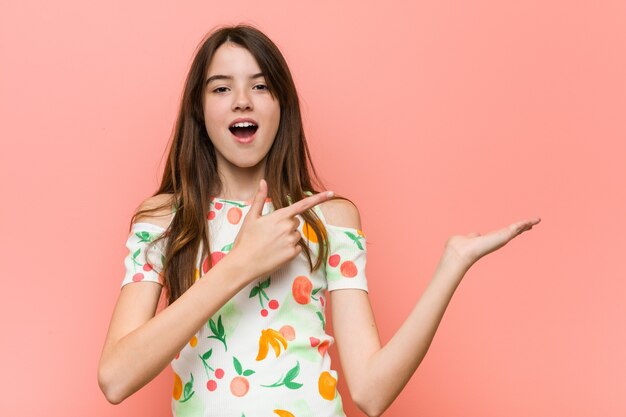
left=229, top=122, right=258, bottom=138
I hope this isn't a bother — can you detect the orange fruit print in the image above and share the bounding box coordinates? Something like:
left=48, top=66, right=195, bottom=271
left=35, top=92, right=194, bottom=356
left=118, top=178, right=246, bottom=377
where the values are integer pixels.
left=302, top=221, right=318, bottom=243
left=292, top=276, right=313, bottom=304
left=279, top=325, right=296, bottom=341
left=172, top=373, right=183, bottom=400
left=274, top=410, right=295, bottom=417
left=230, top=376, right=249, bottom=397
left=227, top=207, right=242, bottom=224
left=340, top=260, right=358, bottom=278
left=318, top=371, right=337, bottom=400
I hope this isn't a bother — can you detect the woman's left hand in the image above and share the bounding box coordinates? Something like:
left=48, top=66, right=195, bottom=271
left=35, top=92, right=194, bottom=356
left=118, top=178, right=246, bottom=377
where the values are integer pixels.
left=443, top=217, right=542, bottom=271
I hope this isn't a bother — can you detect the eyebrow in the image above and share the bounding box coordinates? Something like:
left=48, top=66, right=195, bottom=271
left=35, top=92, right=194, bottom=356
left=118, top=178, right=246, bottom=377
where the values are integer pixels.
left=205, top=72, right=265, bottom=85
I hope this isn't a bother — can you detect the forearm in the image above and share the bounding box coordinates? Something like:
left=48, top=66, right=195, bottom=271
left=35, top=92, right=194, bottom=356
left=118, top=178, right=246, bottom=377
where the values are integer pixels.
left=360, top=254, right=468, bottom=416
left=98, top=256, right=251, bottom=404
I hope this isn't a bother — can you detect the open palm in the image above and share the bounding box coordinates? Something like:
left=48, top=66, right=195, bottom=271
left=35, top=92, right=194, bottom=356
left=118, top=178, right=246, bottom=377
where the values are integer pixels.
left=444, top=217, right=541, bottom=269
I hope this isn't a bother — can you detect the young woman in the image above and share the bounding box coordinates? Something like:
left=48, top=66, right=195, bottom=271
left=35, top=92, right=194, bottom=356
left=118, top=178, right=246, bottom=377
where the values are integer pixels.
left=98, top=24, right=540, bottom=417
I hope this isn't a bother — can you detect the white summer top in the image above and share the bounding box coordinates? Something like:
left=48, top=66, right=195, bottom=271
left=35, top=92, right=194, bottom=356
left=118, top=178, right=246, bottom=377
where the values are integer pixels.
left=120, top=192, right=368, bottom=417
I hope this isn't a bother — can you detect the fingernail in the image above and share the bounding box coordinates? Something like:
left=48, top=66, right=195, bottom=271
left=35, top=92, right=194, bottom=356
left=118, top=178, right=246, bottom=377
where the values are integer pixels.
left=326, top=191, right=334, bottom=198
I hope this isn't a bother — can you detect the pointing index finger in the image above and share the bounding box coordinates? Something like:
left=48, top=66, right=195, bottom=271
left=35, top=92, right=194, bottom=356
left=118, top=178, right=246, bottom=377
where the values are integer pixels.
left=281, top=191, right=334, bottom=218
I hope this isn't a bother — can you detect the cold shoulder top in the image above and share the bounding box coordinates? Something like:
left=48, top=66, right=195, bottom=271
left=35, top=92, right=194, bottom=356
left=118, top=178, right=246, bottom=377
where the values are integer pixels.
left=120, top=192, right=368, bottom=417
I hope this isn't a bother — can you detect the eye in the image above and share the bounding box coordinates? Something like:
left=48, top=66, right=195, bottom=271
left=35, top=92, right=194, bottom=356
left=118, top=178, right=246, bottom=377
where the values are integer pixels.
left=254, top=84, right=269, bottom=91
left=213, top=87, right=229, bottom=93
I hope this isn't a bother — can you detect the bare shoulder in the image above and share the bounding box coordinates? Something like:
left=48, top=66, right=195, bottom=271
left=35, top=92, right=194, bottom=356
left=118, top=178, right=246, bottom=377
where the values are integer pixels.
left=317, top=196, right=362, bottom=230
left=134, top=193, right=176, bottom=229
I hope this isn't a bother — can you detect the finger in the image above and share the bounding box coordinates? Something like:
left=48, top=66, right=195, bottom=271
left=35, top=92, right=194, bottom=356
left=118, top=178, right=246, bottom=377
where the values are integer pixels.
left=482, top=218, right=538, bottom=244
left=280, top=191, right=334, bottom=218
left=509, top=218, right=541, bottom=236
left=248, top=179, right=268, bottom=219
left=291, top=230, right=302, bottom=244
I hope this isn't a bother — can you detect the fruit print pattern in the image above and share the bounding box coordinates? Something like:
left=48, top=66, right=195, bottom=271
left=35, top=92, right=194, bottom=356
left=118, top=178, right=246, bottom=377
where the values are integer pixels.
left=324, top=226, right=367, bottom=290
left=123, top=223, right=166, bottom=284
left=249, top=276, right=280, bottom=317
left=120, top=192, right=367, bottom=417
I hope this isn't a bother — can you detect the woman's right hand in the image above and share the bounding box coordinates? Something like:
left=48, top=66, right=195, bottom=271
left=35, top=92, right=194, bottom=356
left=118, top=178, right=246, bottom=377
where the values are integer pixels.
left=228, top=179, right=333, bottom=282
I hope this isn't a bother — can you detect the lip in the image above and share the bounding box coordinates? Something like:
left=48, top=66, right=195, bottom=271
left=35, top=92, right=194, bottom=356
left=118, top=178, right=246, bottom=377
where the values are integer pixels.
left=231, top=129, right=256, bottom=144
left=229, top=117, right=258, bottom=144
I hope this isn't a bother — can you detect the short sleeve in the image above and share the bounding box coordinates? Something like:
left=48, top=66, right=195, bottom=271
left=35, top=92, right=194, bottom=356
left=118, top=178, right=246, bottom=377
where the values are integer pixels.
left=120, top=222, right=167, bottom=288
left=324, top=224, right=368, bottom=292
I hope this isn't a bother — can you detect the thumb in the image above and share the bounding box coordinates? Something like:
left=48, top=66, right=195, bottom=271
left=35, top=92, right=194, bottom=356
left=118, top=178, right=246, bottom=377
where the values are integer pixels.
left=248, top=179, right=268, bottom=218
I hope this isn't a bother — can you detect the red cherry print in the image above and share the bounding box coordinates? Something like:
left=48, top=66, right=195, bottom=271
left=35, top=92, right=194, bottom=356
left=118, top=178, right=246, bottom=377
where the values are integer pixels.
left=261, top=309, right=269, bottom=317
left=309, top=337, right=320, bottom=347
left=175, top=352, right=180, bottom=359
left=320, top=296, right=325, bottom=307
left=132, top=273, right=144, bottom=282
left=207, top=211, right=216, bottom=220
left=268, top=299, right=279, bottom=310
left=211, top=252, right=225, bottom=265
left=215, top=368, right=225, bottom=379
left=215, top=202, right=223, bottom=210
left=227, top=207, right=242, bottom=224
left=328, top=254, right=340, bottom=267
left=202, top=257, right=210, bottom=274
left=143, top=263, right=153, bottom=272
left=340, top=261, right=358, bottom=278
left=206, top=380, right=217, bottom=391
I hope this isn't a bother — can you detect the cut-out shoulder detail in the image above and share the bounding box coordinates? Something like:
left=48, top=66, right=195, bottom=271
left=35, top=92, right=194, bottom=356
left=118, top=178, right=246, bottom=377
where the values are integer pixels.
left=133, top=193, right=176, bottom=230
left=317, top=198, right=362, bottom=230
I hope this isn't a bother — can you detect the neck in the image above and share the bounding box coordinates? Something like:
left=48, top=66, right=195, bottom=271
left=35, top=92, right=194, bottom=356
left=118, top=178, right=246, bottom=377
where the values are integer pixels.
left=213, top=159, right=267, bottom=201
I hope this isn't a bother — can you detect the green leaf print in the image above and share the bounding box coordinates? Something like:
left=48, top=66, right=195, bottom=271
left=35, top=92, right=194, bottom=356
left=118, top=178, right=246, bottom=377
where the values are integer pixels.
left=344, top=231, right=364, bottom=250
left=219, top=199, right=248, bottom=207
left=284, top=380, right=303, bottom=389
left=317, top=311, right=326, bottom=330
left=233, top=356, right=255, bottom=376
left=199, top=349, right=215, bottom=379
left=310, top=287, right=322, bottom=301
left=222, top=242, right=234, bottom=252
left=207, top=315, right=227, bottom=351
left=233, top=357, right=243, bottom=375
left=180, top=373, right=195, bottom=403
left=131, top=248, right=142, bottom=267
left=201, top=349, right=213, bottom=361
left=261, top=361, right=303, bottom=389
left=136, top=231, right=152, bottom=243
left=284, top=361, right=301, bottom=383
left=209, top=319, right=218, bottom=335
left=249, top=276, right=271, bottom=308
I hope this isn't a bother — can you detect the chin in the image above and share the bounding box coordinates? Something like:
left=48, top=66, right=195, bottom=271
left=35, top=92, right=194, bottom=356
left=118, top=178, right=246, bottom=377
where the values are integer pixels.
left=230, top=157, right=265, bottom=169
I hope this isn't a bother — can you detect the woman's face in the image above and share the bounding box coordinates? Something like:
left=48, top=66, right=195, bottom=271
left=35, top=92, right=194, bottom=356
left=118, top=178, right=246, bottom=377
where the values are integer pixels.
left=202, top=42, right=281, bottom=172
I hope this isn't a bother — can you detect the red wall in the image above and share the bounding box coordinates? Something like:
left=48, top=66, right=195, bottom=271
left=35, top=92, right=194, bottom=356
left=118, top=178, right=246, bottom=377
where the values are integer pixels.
left=1, top=0, right=624, bottom=415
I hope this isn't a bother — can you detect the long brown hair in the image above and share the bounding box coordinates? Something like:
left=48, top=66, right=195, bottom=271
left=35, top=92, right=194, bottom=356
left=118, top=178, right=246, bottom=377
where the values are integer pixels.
left=130, top=24, right=353, bottom=305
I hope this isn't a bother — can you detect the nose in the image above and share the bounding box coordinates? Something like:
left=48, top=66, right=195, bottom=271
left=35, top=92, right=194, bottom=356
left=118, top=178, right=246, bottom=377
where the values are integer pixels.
left=232, top=88, right=253, bottom=111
